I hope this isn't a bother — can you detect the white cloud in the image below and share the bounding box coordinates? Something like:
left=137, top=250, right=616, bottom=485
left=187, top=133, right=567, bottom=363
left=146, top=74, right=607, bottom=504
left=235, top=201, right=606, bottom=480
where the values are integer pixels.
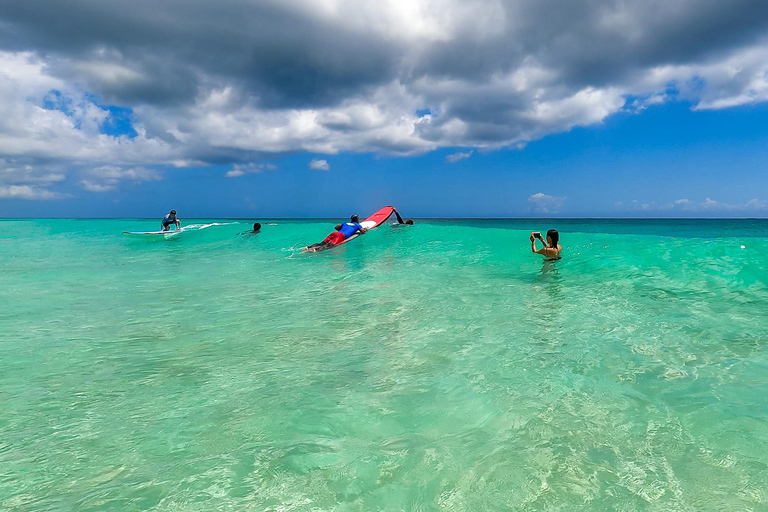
left=80, top=165, right=163, bottom=192
left=446, top=150, right=472, bottom=163
left=225, top=162, right=277, bottom=178
left=0, top=53, right=169, bottom=163
left=527, top=192, right=565, bottom=214
left=0, top=185, right=61, bottom=200
left=0, top=160, right=67, bottom=200
left=618, top=197, right=767, bottom=213
left=0, top=51, right=173, bottom=200
left=308, top=158, right=330, bottom=170
left=0, top=161, right=65, bottom=185
left=80, top=180, right=116, bottom=192
left=700, top=197, right=767, bottom=211
left=745, top=198, right=766, bottom=209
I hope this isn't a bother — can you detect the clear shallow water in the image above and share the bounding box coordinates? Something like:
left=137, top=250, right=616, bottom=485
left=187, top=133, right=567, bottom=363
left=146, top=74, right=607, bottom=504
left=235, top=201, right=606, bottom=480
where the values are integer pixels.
left=1, top=218, right=767, bottom=511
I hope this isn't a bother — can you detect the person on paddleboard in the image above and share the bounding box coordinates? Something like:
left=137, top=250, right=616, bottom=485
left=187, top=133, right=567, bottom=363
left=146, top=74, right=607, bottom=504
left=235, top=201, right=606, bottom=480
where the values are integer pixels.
left=307, top=215, right=367, bottom=251
left=530, top=229, right=561, bottom=260
left=161, top=210, right=181, bottom=231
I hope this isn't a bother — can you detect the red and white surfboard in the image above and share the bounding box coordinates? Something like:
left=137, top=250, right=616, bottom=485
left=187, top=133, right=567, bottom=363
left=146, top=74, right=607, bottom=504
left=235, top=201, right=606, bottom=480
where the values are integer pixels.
left=341, top=206, right=397, bottom=244
left=305, top=206, right=398, bottom=251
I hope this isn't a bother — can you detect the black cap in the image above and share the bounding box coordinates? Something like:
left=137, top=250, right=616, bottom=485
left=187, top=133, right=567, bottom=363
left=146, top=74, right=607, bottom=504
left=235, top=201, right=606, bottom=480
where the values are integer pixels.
left=351, top=215, right=360, bottom=223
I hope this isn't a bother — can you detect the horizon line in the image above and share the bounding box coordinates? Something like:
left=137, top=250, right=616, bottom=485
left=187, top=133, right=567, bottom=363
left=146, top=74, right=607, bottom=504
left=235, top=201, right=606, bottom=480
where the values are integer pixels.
left=2, top=216, right=768, bottom=221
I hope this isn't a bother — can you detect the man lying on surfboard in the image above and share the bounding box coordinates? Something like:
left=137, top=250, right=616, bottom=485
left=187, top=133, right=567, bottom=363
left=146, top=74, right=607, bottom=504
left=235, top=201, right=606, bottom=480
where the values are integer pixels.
left=306, top=215, right=367, bottom=252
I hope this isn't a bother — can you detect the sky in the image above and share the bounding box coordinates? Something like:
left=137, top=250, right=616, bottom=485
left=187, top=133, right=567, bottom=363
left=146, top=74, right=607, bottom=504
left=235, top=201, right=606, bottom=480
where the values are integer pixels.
left=1, top=0, right=768, bottom=218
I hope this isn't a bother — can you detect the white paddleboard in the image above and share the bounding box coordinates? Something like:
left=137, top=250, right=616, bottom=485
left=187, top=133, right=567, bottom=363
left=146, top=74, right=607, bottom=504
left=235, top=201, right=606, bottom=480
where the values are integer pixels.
left=122, top=229, right=185, bottom=237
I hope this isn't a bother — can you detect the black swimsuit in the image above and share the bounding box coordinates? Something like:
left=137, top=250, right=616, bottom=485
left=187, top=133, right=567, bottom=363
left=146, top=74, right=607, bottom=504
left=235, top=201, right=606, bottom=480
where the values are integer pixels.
left=543, top=246, right=561, bottom=261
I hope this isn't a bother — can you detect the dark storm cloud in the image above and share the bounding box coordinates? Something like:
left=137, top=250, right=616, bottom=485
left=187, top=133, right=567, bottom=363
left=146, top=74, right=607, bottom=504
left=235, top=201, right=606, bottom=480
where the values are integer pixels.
left=399, top=1, right=768, bottom=85
left=0, top=0, right=400, bottom=108
left=511, top=0, right=768, bottom=86
left=3, top=0, right=768, bottom=110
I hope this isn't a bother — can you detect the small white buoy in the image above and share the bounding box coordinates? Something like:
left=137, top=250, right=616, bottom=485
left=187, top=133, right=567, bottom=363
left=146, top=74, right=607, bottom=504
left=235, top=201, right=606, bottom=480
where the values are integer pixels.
left=741, top=245, right=746, bottom=249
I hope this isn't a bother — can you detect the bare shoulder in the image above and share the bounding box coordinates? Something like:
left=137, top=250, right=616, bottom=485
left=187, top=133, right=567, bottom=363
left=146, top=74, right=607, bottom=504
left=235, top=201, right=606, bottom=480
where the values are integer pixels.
left=545, top=245, right=562, bottom=256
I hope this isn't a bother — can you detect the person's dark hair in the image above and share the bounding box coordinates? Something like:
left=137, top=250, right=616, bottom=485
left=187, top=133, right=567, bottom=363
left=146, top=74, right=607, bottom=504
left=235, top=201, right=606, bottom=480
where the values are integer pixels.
left=253, top=222, right=261, bottom=231
left=170, top=210, right=177, bottom=215
left=351, top=215, right=360, bottom=223
left=547, top=229, right=559, bottom=247
left=405, top=219, right=414, bottom=225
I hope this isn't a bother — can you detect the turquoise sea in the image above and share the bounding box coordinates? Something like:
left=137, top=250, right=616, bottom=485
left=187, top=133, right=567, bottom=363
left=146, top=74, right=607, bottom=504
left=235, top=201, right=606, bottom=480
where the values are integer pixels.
left=1, top=218, right=767, bottom=511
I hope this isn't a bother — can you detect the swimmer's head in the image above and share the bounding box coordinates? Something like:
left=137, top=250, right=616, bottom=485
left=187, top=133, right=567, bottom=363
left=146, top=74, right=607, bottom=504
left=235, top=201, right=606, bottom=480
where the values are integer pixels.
left=547, top=229, right=559, bottom=246
left=405, top=219, right=414, bottom=225
left=253, top=222, right=261, bottom=231
left=351, top=215, right=360, bottom=223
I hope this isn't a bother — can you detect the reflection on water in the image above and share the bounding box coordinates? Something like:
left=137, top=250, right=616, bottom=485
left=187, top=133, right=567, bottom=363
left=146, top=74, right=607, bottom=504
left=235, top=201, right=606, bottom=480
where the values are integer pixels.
left=540, top=257, right=561, bottom=275
left=526, top=258, right=565, bottom=351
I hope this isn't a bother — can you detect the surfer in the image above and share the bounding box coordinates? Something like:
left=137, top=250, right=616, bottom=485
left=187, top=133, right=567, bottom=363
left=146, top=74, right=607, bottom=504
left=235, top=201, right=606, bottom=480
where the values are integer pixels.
left=307, top=215, right=367, bottom=251
left=161, top=210, right=181, bottom=231
left=530, top=229, right=561, bottom=260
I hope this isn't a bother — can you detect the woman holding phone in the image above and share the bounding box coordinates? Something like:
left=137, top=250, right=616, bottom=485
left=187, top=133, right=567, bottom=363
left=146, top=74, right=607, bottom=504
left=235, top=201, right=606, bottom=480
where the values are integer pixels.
left=530, top=229, right=562, bottom=260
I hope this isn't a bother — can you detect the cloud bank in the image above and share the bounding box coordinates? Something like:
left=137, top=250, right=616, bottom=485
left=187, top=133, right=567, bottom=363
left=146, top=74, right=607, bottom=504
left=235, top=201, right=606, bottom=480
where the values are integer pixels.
left=2, top=0, right=768, bottom=197
left=616, top=197, right=768, bottom=213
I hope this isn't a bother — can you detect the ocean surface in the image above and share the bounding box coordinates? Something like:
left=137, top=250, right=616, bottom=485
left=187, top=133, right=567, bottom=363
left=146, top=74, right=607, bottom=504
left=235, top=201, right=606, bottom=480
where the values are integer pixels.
left=1, top=218, right=767, bottom=511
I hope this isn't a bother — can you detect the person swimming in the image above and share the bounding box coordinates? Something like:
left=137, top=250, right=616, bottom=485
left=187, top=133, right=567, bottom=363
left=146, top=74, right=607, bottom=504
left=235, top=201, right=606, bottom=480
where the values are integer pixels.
left=391, top=208, right=413, bottom=227
left=306, top=215, right=367, bottom=251
left=392, top=218, right=414, bottom=228
left=238, top=222, right=262, bottom=235
left=530, top=229, right=561, bottom=260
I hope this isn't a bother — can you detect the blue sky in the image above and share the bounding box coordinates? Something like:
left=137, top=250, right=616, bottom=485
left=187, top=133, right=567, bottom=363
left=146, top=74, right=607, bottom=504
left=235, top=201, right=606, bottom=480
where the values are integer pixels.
left=3, top=99, right=767, bottom=218
left=1, top=0, right=768, bottom=218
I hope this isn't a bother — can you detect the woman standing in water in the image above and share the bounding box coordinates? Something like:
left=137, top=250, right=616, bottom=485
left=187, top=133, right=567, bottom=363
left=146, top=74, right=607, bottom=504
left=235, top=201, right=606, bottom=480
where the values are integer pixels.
left=530, top=229, right=562, bottom=260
